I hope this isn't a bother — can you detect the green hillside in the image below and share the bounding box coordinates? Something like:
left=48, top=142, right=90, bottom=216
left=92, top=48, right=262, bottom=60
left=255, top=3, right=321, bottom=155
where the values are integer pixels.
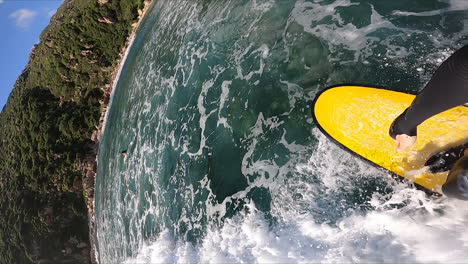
left=0, top=0, right=145, bottom=263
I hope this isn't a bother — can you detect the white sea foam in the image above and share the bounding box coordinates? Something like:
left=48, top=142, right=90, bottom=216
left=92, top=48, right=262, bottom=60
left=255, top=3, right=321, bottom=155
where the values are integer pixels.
left=217, top=80, right=232, bottom=129
left=290, top=0, right=467, bottom=67
left=291, top=0, right=397, bottom=62
left=280, top=80, right=307, bottom=112
left=123, top=128, right=468, bottom=263
left=124, top=190, right=468, bottom=264
left=394, top=0, right=468, bottom=16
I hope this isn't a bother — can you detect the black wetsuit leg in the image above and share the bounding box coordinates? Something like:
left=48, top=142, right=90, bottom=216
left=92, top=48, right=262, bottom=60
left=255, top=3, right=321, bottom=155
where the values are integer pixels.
left=389, top=44, right=468, bottom=138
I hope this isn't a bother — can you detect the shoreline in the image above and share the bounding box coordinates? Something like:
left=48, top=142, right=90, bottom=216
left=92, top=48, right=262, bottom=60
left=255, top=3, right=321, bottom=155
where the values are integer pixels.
left=82, top=1, right=153, bottom=263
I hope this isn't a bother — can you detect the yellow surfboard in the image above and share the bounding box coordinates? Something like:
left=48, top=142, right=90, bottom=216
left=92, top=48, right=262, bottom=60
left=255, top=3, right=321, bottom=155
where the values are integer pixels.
left=313, top=86, right=468, bottom=194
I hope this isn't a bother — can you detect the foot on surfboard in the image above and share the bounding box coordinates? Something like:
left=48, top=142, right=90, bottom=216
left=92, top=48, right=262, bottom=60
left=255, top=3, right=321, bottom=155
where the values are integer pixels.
left=425, top=143, right=468, bottom=173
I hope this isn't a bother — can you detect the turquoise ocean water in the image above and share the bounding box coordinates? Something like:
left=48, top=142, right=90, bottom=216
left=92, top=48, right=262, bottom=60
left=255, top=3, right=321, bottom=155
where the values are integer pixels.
left=95, top=0, right=468, bottom=262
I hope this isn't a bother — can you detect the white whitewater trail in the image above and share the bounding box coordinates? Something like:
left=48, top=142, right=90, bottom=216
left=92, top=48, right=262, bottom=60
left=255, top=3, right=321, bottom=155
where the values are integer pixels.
left=124, top=130, right=468, bottom=263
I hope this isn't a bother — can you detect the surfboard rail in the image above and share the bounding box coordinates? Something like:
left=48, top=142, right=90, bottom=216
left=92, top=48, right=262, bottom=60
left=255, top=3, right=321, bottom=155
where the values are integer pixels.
left=311, top=85, right=468, bottom=196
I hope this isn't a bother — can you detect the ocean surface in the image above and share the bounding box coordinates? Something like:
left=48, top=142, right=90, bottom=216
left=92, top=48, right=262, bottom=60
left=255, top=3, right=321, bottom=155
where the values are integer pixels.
left=95, top=0, right=468, bottom=263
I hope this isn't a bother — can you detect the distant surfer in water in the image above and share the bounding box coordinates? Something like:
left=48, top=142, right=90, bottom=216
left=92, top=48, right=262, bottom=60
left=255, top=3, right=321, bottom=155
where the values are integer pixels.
left=121, top=150, right=128, bottom=162
left=389, top=44, right=468, bottom=199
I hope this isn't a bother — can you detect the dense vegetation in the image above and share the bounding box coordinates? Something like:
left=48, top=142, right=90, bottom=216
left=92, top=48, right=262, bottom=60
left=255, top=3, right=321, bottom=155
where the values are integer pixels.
left=0, top=0, right=145, bottom=263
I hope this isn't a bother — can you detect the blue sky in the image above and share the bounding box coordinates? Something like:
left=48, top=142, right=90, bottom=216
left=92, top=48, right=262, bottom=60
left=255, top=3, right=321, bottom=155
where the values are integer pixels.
left=0, top=0, right=63, bottom=110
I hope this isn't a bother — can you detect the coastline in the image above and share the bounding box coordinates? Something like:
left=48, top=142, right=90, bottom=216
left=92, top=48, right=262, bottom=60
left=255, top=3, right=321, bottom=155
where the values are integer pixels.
left=82, top=1, right=153, bottom=263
